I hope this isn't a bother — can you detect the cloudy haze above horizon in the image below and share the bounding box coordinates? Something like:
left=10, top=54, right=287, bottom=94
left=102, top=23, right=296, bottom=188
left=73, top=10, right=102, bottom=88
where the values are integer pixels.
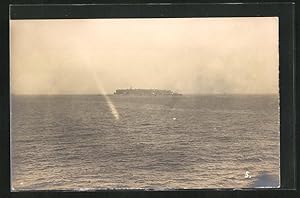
left=11, top=17, right=278, bottom=95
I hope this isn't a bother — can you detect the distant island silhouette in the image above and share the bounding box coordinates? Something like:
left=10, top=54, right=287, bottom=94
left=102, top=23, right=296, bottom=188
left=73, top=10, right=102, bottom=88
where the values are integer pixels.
left=113, top=88, right=182, bottom=96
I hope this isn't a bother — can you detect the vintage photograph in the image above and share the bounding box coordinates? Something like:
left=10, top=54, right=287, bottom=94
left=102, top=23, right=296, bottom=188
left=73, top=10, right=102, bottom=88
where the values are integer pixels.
left=10, top=17, right=279, bottom=190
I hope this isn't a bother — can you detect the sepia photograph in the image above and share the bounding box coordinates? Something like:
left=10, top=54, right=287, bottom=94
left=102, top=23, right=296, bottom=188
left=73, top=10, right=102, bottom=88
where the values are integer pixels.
left=10, top=17, right=279, bottom=190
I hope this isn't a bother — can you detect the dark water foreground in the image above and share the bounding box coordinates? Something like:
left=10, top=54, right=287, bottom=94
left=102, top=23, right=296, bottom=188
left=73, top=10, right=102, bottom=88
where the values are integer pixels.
left=11, top=95, right=280, bottom=190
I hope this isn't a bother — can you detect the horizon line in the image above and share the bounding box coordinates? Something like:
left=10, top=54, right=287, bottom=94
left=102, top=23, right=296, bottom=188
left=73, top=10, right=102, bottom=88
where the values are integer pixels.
left=11, top=93, right=278, bottom=96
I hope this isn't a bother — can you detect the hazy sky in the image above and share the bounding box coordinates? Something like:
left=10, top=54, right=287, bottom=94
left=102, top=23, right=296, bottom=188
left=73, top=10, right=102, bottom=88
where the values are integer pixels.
left=11, top=17, right=278, bottom=95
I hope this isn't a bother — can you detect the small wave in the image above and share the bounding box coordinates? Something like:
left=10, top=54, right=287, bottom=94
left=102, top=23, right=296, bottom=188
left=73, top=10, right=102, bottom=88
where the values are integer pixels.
left=140, top=123, right=153, bottom=126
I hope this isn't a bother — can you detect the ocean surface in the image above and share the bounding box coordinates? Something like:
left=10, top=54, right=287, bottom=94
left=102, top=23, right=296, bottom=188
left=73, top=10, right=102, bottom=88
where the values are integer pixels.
left=11, top=95, right=280, bottom=190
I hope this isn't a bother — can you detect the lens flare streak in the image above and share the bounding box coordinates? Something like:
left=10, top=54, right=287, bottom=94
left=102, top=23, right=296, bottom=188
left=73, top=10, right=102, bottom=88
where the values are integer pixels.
left=91, top=72, right=120, bottom=121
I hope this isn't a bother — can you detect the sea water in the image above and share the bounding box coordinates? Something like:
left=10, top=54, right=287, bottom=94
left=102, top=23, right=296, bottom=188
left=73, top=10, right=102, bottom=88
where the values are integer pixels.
left=11, top=95, right=280, bottom=190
